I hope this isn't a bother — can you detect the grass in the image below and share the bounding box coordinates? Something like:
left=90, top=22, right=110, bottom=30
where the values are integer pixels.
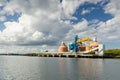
left=105, top=49, right=120, bottom=56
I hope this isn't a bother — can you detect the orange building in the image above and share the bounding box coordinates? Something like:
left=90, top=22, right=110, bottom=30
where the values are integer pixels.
left=58, top=42, right=68, bottom=52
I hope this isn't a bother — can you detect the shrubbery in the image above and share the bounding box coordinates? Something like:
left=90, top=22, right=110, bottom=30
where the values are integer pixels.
left=105, top=49, right=120, bottom=56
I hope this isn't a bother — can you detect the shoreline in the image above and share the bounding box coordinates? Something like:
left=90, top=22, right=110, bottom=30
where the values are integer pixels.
left=0, top=53, right=120, bottom=59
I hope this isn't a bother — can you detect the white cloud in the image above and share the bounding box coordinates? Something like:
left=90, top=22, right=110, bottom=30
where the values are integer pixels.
left=104, top=0, right=120, bottom=16
left=0, top=0, right=72, bottom=47
left=95, top=0, right=120, bottom=42
left=0, top=45, right=58, bottom=54
left=31, top=31, right=44, bottom=41
left=0, top=1, right=6, bottom=7
left=0, top=16, right=6, bottom=21
left=60, top=0, right=81, bottom=19
left=60, top=0, right=101, bottom=19
left=81, top=9, right=91, bottom=15
left=96, top=15, right=120, bottom=41
left=65, top=19, right=92, bottom=40
left=65, top=0, right=120, bottom=43
left=0, top=0, right=120, bottom=53
left=81, top=7, right=95, bottom=15
left=74, top=19, right=88, bottom=31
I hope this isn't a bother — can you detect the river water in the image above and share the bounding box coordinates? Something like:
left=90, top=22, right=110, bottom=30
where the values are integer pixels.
left=0, top=56, right=120, bottom=80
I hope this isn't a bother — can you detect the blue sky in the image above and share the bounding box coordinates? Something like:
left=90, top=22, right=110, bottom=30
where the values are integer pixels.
left=0, top=0, right=113, bottom=30
left=0, top=0, right=119, bottom=53
left=71, top=1, right=113, bottom=24
left=0, top=12, right=20, bottom=30
left=60, top=0, right=120, bottom=49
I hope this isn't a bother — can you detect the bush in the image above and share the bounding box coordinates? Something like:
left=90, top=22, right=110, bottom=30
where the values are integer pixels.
left=105, top=49, right=120, bottom=56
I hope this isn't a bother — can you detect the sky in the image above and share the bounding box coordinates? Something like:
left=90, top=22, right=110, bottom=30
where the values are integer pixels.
left=0, top=0, right=120, bottom=53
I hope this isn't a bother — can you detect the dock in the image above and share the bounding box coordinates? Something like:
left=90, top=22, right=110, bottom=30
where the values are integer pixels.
left=0, top=52, right=119, bottom=58
left=37, top=53, right=101, bottom=58
left=23, top=52, right=118, bottom=58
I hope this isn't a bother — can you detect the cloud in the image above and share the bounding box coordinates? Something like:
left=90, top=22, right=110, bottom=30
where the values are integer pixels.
left=65, top=0, right=120, bottom=43
left=81, top=7, right=95, bottom=15
left=0, top=16, right=6, bottom=21
left=0, top=1, right=6, bottom=7
left=60, top=0, right=81, bottom=19
left=96, top=15, right=120, bottom=41
left=0, top=45, right=57, bottom=53
left=0, top=0, right=120, bottom=53
left=60, top=0, right=101, bottom=20
left=96, top=0, right=120, bottom=42
left=81, top=9, right=91, bottom=15
left=104, top=0, right=120, bottom=16
left=0, top=0, right=72, bottom=47
left=65, top=19, right=92, bottom=40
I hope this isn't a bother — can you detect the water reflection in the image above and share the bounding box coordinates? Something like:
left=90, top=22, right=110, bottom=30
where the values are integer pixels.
left=59, top=58, right=79, bottom=80
left=77, top=59, right=104, bottom=80
left=59, top=58, right=105, bottom=80
left=0, top=56, right=120, bottom=80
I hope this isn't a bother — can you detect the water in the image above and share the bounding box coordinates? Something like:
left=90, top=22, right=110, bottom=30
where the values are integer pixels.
left=0, top=56, right=120, bottom=80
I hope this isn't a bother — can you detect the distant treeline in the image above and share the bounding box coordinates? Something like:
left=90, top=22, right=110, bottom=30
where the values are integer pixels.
left=105, top=49, right=120, bottom=56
